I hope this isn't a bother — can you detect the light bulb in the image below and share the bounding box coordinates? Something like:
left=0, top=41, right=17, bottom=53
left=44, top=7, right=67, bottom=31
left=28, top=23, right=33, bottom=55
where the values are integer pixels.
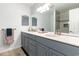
left=36, top=3, right=51, bottom=13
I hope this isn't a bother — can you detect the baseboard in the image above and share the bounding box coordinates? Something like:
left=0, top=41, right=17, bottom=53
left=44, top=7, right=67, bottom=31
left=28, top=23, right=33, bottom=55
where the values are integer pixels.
left=21, top=47, right=29, bottom=56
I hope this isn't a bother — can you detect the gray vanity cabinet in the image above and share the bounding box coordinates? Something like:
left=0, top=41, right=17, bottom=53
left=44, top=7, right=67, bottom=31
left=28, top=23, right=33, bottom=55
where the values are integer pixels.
left=21, top=33, right=29, bottom=53
left=24, top=37, right=29, bottom=54
left=47, top=49, right=56, bottom=56
left=47, top=49, right=64, bottom=56
left=21, top=33, right=25, bottom=48
left=21, top=32, right=79, bottom=56
left=29, top=44, right=37, bottom=56
left=27, top=37, right=49, bottom=56
left=21, top=33, right=37, bottom=55
left=28, top=38, right=37, bottom=56
left=36, top=43, right=49, bottom=56
left=21, top=32, right=64, bottom=56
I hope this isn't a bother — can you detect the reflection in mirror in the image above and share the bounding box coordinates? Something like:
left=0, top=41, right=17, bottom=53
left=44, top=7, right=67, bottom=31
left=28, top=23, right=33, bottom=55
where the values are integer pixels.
left=56, top=7, right=79, bottom=35
left=69, top=8, right=79, bottom=34
left=32, top=17, right=37, bottom=26
left=31, top=3, right=55, bottom=32
left=56, top=11, right=69, bottom=33
left=22, top=15, right=29, bottom=26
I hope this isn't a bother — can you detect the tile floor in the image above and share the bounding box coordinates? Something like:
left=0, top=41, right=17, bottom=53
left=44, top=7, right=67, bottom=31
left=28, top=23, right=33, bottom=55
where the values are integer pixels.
left=0, top=48, right=26, bottom=56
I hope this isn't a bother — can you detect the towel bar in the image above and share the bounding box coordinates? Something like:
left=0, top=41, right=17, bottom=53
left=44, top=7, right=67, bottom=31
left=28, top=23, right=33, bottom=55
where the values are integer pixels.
left=1, top=28, right=16, bottom=30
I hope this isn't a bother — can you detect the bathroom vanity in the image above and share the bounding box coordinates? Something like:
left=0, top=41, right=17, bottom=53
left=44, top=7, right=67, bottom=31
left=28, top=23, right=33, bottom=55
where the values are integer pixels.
left=21, top=31, right=79, bottom=56
left=21, top=4, right=79, bottom=56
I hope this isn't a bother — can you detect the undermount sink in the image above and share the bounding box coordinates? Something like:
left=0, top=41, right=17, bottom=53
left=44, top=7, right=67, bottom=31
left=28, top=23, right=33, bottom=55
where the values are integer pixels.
left=37, top=31, right=48, bottom=33
left=44, top=33, right=68, bottom=40
left=44, top=33, right=58, bottom=37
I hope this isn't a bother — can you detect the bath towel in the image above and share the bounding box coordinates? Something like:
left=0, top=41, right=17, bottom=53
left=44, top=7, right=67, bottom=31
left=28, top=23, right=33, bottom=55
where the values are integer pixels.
left=5, top=28, right=14, bottom=45
left=6, top=28, right=12, bottom=36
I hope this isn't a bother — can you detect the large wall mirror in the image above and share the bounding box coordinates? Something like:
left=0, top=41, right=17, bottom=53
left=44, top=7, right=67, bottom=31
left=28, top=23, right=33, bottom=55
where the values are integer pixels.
left=30, top=3, right=79, bottom=36
left=31, top=3, right=55, bottom=32
left=55, top=5, right=79, bottom=35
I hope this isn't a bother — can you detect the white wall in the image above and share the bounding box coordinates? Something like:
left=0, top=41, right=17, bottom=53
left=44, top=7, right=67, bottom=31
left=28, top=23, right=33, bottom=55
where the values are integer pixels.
left=69, top=8, right=79, bottom=34
left=0, top=3, right=31, bottom=53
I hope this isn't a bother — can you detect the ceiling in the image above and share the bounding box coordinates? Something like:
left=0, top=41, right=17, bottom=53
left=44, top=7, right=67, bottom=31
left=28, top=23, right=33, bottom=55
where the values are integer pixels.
left=23, top=3, right=34, bottom=8
left=25, top=3, right=79, bottom=12
left=53, top=3, right=79, bottom=12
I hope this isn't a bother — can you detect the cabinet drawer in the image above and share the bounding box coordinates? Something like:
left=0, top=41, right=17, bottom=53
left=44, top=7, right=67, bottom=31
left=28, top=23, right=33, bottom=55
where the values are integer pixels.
left=29, top=39, right=37, bottom=46
left=47, top=49, right=64, bottom=56
left=37, top=42, right=49, bottom=56
left=25, top=33, right=36, bottom=39
left=29, top=44, right=37, bottom=56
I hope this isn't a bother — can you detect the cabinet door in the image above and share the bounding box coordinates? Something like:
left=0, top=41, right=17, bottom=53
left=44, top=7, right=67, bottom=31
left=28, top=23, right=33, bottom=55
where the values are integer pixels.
left=47, top=49, right=64, bottom=56
left=21, top=33, right=25, bottom=48
left=21, top=33, right=29, bottom=54
left=29, top=44, right=37, bottom=56
left=24, top=36, right=29, bottom=53
left=37, top=43, right=48, bottom=56
left=29, top=39, right=37, bottom=56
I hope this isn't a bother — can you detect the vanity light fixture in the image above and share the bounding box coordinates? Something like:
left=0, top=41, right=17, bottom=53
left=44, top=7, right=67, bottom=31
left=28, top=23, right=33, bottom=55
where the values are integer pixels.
left=36, top=3, right=51, bottom=13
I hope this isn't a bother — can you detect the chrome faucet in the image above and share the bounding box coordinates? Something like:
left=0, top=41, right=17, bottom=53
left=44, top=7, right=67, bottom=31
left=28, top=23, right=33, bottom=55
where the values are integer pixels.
left=55, top=29, right=61, bottom=35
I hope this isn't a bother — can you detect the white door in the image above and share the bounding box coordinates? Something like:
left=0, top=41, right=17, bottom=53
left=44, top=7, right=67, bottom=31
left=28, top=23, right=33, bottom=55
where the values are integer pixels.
left=69, top=8, right=79, bottom=34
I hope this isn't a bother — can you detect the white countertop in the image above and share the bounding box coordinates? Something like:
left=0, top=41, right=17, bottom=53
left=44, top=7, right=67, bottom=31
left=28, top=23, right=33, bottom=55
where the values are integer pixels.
left=22, top=31, right=79, bottom=47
